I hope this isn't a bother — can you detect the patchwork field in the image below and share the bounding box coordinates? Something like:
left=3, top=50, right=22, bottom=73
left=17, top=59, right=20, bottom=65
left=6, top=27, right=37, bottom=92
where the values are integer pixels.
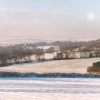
left=0, top=58, right=100, bottom=74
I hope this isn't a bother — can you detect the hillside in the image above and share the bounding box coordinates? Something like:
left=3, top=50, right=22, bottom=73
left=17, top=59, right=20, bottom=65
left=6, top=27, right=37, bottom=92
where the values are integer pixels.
left=0, top=58, right=99, bottom=74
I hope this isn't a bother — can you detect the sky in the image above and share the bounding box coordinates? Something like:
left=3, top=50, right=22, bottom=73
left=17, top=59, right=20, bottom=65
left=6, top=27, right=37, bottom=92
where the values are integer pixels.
left=0, top=0, right=100, bottom=41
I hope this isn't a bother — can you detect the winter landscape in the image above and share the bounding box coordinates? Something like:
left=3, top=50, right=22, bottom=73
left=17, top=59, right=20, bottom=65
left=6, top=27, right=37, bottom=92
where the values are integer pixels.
left=0, top=0, right=100, bottom=100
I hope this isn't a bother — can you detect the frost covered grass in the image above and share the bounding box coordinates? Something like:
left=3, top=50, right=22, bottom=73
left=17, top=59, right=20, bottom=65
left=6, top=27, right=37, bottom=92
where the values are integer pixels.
left=0, top=58, right=100, bottom=74
left=0, top=78, right=100, bottom=100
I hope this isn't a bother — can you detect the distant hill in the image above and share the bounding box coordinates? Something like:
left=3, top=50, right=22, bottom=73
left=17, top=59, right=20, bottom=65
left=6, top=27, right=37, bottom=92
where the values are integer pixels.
left=0, top=38, right=100, bottom=48
left=95, top=39, right=100, bottom=43
left=25, top=39, right=100, bottom=47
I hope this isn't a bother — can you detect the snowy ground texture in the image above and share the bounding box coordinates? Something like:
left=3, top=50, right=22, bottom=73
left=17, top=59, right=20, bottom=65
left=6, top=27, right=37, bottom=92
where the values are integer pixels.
left=0, top=78, right=100, bottom=100
left=0, top=58, right=100, bottom=74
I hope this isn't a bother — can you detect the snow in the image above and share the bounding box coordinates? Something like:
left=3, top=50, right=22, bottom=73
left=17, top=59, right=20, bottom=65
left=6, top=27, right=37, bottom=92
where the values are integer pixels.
left=0, top=58, right=100, bottom=74
left=0, top=78, right=100, bottom=100
left=0, top=58, right=100, bottom=99
left=31, top=53, right=56, bottom=60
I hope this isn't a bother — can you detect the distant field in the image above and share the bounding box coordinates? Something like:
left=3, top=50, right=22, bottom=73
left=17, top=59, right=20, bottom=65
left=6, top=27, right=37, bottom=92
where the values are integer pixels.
left=0, top=58, right=100, bottom=74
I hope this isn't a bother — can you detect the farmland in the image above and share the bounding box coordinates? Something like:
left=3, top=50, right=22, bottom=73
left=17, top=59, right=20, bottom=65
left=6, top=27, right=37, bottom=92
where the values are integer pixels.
left=0, top=58, right=100, bottom=74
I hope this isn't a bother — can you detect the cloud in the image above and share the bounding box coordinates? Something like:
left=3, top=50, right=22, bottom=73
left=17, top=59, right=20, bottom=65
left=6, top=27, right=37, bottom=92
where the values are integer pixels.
left=0, top=8, right=35, bottom=12
left=0, top=8, right=67, bottom=15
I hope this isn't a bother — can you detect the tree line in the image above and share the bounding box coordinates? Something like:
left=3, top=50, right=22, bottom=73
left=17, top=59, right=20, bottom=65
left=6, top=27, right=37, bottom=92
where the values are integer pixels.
left=24, top=39, right=100, bottom=47
left=0, top=49, right=33, bottom=66
left=0, top=46, right=46, bottom=66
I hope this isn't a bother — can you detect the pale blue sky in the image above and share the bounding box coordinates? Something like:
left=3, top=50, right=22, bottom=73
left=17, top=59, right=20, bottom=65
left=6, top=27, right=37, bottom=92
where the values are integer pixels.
left=0, top=0, right=100, bottom=41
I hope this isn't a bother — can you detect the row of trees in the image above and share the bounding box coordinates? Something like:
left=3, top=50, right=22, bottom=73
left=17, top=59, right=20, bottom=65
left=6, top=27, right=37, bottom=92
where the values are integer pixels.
left=0, top=49, right=33, bottom=66
left=0, top=45, right=56, bottom=66
left=54, top=44, right=100, bottom=59
left=0, top=42, right=100, bottom=66
left=54, top=46, right=78, bottom=59
left=0, top=45, right=50, bottom=66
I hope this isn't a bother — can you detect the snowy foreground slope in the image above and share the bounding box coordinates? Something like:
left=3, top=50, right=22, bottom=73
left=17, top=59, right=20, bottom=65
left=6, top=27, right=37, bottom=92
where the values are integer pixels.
left=0, top=78, right=100, bottom=100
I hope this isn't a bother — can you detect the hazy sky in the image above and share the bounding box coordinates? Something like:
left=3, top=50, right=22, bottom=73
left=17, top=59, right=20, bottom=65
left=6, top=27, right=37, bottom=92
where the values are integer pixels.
left=0, top=0, right=100, bottom=41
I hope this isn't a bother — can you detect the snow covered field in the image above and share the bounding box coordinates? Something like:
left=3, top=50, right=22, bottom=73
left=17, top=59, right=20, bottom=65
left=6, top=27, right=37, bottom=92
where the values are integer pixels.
left=0, top=58, right=100, bottom=74
left=0, top=58, right=100, bottom=100
left=0, top=78, right=100, bottom=100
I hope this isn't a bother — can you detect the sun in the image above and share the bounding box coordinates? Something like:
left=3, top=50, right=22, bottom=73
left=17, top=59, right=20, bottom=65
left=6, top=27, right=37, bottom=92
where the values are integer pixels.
left=87, top=13, right=95, bottom=21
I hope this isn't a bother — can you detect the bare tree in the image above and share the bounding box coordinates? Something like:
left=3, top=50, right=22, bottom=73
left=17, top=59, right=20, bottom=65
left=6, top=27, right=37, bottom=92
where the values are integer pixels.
left=33, top=49, right=45, bottom=61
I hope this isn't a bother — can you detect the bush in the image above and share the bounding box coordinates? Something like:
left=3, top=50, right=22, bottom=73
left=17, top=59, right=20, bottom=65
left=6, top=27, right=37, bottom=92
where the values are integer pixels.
left=87, top=61, right=100, bottom=74
left=93, top=61, right=100, bottom=67
left=87, top=66, right=100, bottom=74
